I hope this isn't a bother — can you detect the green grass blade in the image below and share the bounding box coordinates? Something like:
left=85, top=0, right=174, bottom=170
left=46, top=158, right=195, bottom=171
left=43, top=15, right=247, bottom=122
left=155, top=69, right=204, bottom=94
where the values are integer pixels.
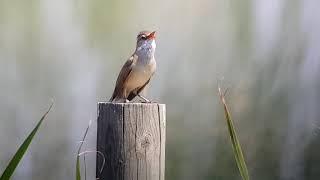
left=0, top=103, right=53, bottom=180
left=218, top=87, right=250, bottom=180
left=76, top=155, right=81, bottom=180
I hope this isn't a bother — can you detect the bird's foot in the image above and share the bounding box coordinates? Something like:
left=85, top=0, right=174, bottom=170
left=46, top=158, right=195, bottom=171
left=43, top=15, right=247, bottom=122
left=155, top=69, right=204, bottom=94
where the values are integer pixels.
left=137, top=94, right=156, bottom=103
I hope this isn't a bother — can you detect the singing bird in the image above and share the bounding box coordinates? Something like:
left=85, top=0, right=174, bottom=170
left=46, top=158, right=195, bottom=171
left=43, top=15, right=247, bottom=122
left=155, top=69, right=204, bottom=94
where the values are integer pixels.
left=109, top=31, right=157, bottom=103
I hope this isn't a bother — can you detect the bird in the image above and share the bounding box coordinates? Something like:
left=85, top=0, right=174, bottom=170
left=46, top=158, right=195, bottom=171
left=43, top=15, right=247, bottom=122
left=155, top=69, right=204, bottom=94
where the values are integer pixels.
left=109, top=31, right=157, bottom=103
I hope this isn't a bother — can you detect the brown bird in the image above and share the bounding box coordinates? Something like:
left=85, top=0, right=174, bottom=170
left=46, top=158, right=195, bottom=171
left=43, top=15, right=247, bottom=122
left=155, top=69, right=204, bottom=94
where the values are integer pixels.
left=109, top=31, right=157, bottom=103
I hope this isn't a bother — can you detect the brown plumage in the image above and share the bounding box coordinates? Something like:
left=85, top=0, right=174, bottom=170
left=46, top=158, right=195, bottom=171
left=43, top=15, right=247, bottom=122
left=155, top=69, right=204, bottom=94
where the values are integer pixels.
left=109, top=31, right=156, bottom=102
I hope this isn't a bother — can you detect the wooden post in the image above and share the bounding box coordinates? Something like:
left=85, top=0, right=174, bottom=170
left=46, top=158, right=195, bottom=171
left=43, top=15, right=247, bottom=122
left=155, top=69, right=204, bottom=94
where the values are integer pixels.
left=96, top=102, right=166, bottom=180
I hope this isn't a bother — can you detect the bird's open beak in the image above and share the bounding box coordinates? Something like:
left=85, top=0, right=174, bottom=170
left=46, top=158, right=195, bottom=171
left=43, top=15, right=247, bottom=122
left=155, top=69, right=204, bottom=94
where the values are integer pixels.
left=147, top=31, right=156, bottom=40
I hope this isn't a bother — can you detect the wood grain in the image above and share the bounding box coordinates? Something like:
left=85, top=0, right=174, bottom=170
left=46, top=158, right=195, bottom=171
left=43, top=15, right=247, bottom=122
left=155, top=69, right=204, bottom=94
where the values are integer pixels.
left=97, top=102, right=166, bottom=180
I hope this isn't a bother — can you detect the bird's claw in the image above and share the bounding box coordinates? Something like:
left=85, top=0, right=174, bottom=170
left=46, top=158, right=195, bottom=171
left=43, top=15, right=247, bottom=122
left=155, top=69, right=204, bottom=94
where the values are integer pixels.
left=137, top=94, right=155, bottom=103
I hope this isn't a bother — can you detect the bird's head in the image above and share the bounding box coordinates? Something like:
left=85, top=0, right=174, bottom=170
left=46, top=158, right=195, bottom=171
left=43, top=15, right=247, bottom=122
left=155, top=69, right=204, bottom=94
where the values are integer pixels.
left=136, top=31, right=156, bottom=54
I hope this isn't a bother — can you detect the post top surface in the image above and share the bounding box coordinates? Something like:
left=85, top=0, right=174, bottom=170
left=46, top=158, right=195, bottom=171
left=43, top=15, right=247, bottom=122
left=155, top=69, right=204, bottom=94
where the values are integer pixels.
left=98, top=102, right=165, bottom=106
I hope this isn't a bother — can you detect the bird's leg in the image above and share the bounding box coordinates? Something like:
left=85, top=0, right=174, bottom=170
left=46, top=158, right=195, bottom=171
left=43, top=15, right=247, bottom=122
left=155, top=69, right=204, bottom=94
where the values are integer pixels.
left=137, top=94, right=151, bottom=103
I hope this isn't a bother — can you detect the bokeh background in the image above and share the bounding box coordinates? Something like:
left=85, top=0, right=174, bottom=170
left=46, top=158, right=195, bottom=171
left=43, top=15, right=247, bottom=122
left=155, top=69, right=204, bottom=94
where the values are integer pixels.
left=1, top=0, right=320, bottom=179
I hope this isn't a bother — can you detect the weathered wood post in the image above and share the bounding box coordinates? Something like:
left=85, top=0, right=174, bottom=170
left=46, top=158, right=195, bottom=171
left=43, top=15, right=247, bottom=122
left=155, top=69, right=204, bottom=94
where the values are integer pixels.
left=96, top=102, right=166, bottom=180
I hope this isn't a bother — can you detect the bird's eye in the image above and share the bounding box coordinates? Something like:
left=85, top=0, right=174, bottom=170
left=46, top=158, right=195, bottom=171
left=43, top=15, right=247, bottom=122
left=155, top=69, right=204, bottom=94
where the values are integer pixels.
left=140, top=35, right=147, bottom=39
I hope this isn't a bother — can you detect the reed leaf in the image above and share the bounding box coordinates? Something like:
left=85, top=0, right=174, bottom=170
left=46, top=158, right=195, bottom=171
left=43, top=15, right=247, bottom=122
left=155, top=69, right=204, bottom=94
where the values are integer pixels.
left=0, top=103, right=53, bottom=180
left=218, top=87, right=250, bottom=180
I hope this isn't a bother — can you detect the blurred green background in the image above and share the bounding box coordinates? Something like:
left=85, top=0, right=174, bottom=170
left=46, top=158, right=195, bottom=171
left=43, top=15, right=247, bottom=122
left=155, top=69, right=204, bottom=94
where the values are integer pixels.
left=1, top=0, right=320, bottom=179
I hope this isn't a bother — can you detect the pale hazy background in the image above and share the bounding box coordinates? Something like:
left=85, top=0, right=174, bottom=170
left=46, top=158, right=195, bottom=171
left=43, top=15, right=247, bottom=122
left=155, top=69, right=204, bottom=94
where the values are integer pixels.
left=1, top=0, right=320, bottom=179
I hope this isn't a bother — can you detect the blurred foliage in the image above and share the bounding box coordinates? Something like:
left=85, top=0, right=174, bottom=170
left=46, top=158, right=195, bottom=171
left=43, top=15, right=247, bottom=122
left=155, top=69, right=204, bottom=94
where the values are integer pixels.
left=1, top=0, right=320, bottom=180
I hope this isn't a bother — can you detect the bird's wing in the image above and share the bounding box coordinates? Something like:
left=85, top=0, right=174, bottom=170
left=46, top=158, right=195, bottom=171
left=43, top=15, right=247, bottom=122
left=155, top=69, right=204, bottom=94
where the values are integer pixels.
left=110, top=54, right=138, bottom=101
